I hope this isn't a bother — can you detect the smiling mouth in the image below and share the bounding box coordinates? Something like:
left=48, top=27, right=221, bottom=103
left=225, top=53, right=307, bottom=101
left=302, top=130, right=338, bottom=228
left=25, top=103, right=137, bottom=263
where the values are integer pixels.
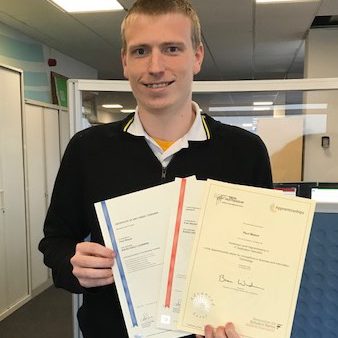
left=144, top=81, right=174, bottom=89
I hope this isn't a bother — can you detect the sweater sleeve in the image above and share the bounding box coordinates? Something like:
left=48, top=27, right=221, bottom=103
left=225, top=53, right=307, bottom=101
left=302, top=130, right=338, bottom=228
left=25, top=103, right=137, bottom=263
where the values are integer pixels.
left=39, top=133, right=89, bottom=294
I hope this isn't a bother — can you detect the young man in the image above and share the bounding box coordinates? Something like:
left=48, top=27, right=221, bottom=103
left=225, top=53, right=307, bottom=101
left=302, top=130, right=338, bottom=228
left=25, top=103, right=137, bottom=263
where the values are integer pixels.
left=39, top=1, right=272, bottom=337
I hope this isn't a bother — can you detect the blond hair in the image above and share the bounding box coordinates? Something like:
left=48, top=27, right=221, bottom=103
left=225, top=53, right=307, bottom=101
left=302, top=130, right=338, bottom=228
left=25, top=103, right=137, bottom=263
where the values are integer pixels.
left=121, top=0, right=202, bottom=52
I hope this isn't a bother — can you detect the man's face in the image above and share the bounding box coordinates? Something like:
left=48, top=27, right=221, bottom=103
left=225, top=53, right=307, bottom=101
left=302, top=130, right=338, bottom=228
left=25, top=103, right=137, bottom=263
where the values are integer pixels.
left=121, top=13, right=204, bottom=115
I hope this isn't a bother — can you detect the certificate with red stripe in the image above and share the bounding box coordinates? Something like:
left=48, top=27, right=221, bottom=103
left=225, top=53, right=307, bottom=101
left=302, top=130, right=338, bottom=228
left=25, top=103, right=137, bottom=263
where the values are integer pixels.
left=157, top=177, right=206, bottom=331
left=95, top=181, right=187, bottom=338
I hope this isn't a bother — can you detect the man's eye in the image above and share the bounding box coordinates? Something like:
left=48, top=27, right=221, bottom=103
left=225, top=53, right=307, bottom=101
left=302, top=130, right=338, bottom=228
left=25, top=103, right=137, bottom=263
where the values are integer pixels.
left=167, top=46, right=179, bottom=53
left=134, top=48, right=146, bottom=56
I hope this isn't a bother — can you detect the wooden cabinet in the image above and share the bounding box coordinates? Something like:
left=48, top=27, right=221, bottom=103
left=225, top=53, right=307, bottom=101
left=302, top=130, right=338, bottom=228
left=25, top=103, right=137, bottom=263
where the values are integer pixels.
left=0, top=65, right=29, bottom=318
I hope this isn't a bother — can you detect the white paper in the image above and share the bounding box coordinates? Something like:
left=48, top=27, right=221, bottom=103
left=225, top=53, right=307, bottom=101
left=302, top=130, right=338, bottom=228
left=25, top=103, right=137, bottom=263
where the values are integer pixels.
left=177, top=179, right=316, bottom=338
left=157, top=177, right=206, bottom=331
left=95, top=182, right=188, bottom=338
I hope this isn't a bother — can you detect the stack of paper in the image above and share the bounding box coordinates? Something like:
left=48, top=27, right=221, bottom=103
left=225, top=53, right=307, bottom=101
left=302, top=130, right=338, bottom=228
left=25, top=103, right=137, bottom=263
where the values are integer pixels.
left=95, top=177, right=316, bottom=338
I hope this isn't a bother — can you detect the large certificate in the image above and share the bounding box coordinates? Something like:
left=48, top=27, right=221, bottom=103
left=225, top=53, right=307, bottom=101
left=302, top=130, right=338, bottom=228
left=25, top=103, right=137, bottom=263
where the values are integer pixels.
left=157, top=177, right=206, bottom=330
left=95, top=181, right=188, bottom=338
left=177, top=179, right=316, bottom=338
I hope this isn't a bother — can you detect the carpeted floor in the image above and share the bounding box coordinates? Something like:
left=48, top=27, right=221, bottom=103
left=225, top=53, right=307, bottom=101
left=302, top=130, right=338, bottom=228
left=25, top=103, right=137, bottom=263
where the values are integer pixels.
left=0, top=286, right=73, bottom=338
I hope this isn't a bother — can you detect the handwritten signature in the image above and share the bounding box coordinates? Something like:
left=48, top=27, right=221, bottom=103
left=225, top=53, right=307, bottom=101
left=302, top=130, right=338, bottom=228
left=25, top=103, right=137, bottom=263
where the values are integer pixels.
left=218, top=274, right=264, bottom=290
left=218, top=274, right=233, bottom=283
left=237, top=279, right=264, bottom=290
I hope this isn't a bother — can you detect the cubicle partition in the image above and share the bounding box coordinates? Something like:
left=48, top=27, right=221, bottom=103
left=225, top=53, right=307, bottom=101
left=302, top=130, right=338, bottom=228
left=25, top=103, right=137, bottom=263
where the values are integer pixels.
left=275, top=182, right=338, bottom=337
left=292, top=207, right=338, bottom=338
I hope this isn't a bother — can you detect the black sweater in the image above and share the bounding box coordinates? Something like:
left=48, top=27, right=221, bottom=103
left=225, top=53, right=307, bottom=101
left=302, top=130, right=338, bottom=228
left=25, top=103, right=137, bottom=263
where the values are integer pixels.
left=39, top=114, right=272, bottom=338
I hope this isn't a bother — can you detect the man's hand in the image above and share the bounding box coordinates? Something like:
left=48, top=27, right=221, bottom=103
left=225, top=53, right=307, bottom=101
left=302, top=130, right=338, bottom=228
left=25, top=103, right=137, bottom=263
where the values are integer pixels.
left=196, top=322, right=240, bottom=338
left=70, top=242, right=115, bottom=288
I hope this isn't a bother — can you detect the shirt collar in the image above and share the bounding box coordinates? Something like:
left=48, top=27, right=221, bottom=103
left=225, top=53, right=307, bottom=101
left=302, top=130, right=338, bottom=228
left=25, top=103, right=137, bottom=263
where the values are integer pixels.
left=125, top=101, right=208, bottom=141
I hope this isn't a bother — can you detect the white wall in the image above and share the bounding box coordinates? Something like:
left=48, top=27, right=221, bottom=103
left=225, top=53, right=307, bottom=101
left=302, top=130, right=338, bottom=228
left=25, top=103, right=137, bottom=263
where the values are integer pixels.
left=303, top=28, right=338, bottom=182
left=0, top=21, right=97, bottom=104
left=304, top=28, right=338, bottom=78
left=43, top=46, right=97, bottom=80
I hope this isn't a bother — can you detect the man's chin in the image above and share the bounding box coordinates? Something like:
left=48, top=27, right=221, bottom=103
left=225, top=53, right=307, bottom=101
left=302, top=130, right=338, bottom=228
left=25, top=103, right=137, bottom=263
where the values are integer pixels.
left=139, top=100, right=174, bottom=114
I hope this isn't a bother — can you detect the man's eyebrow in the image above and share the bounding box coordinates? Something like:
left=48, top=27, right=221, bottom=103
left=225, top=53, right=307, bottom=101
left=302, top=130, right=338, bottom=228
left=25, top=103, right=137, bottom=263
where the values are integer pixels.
left=128, top=42, right=186, bottom=49
left=162, top=41, right=186, bottom=47
left=127, top=43, right=149, bottom=50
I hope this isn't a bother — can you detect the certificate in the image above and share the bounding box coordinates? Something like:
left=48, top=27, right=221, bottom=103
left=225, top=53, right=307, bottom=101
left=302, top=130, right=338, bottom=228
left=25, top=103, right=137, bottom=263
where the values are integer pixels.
left=157, top=177, right=206, bottom=330
left=95, top=181, right=187, bottom=338
left=177, top=179, right=316, bottom=338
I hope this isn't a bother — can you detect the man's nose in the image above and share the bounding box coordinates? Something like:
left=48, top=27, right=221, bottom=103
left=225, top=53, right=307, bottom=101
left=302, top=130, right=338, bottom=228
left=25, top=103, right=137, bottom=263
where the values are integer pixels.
left=148, top=50, right=165, bottom=74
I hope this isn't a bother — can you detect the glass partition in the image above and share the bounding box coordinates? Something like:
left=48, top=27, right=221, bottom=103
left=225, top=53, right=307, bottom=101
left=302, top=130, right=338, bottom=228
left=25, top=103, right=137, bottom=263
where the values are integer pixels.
left=69, top=79, right=338, bottom=184
left=68, top=78, right=338, bottom=338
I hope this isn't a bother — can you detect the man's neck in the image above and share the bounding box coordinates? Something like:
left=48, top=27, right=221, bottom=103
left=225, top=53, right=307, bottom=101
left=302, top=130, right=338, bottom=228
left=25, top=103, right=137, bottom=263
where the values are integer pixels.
left=138, top=103, right=196, bottom=142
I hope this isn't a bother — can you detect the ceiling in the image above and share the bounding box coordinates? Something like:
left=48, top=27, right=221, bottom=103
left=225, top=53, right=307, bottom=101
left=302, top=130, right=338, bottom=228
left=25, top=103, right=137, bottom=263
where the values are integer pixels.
left=1, top=0, right=338, bottom=81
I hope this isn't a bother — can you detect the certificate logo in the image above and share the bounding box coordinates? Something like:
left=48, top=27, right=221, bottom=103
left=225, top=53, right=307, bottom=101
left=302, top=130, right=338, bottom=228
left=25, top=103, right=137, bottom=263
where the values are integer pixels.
left=214, top=194, right=244, bottom=207
left=190, top=292, right=214, bottom=318
left=270, top=203, right=304, bottom=215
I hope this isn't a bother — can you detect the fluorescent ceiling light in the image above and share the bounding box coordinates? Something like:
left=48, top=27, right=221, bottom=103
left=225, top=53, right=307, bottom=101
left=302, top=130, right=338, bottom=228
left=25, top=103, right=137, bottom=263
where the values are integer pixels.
left=120, top=109, right=135, bottom=113
left=253, top=106, right=272, bottom=111
left=49, top=0, right=123, bottom=13
left=253, top=101, right=273, bottom=106
left=102, top=104, right=123, bottom=108
left=256, top=0, right=316, bottom=3
left=209, top=103, right=327, bottom=112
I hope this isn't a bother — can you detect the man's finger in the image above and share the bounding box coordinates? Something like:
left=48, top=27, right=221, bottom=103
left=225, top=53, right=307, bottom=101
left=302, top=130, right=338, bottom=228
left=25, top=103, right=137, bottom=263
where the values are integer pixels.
left=73, top=267, right=113, bottom=280
left=215, top=326, right=226, bottom=338
left=79, top=275, right=114, bottom=288
left=71, top=254, right=114, bottom=269
left=204, top=325, right=214, bottom=338
left=76, top=242, right=114, bottom=258
left=225, top=323, right=240, bottom=338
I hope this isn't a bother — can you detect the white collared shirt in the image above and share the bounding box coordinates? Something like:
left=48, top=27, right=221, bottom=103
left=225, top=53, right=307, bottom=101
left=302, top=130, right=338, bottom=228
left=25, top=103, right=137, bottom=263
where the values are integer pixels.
left=126, top=102, right=208, bottom=168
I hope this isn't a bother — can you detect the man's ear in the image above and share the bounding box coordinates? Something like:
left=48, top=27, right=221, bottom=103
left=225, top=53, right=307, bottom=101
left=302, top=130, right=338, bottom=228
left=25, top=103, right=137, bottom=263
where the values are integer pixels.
left=121, top=49, right=129, bottom=79
left=193, top=43, right=204, bottom=76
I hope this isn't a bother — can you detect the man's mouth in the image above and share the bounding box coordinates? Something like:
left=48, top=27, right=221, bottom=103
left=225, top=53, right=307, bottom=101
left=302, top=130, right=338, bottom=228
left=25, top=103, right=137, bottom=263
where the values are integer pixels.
left=144, top=81, right=174, bottom=89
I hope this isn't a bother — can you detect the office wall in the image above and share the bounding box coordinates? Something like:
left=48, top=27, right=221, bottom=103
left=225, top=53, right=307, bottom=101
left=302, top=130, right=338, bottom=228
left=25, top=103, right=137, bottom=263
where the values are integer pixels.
left=256, top=117, right=304, bottom=183
left=304, top=28, right=338, bottom=78
left=303, top=28, right=338, bottom=182
left=0, top=21, right=97, bottom=104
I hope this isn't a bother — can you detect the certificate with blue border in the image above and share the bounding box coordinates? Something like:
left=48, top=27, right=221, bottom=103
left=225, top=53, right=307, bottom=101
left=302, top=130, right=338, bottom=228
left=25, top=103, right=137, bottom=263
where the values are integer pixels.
left=95, top=181, right=188, bottom=338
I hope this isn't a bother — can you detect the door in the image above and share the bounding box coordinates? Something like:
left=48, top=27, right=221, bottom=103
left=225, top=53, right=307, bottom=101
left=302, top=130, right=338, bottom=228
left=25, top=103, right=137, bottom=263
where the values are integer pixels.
left=24, top=103, right=62, bottom=291
left=0, top=65, right=29, bottom=315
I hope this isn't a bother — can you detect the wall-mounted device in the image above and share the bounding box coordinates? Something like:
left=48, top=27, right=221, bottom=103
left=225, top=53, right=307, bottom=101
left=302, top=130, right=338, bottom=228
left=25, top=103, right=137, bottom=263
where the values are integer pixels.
left=321, top=136, right=330, bottom=149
